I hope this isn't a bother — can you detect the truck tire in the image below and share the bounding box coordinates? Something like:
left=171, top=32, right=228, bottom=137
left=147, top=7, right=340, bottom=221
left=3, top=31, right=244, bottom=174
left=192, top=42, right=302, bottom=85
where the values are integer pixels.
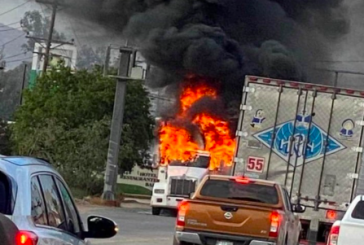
left=173, top=237, right=190, bottom=245
left=284, top=235, right=288, bottom=245
left=152, top=207, right=161, bottom=215
left=173, top=237, right=180, bottom=245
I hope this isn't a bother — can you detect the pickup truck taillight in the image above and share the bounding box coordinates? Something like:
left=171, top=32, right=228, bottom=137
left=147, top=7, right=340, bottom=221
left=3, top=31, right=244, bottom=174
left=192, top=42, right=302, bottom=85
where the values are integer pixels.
left=16, top=231, right=38, bottom=245
left=269, top=211, right=281, bottom=238
left=327, top=223, right=340, bottom=245
left=176, top=201, right=189, bottom=229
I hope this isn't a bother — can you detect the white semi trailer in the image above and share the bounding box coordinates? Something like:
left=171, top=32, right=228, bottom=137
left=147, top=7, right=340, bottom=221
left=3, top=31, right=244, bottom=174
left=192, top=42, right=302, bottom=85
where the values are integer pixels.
left=232, top=75, right=364, bottom=244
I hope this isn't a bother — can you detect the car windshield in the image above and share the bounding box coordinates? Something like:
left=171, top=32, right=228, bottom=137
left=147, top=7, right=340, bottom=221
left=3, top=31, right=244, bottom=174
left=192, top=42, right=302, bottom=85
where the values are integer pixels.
left=169, top=155, right=210, bottom=169
left=0, top=171, right=17, bottom=215
left=200, top=179, right=279, bottom=205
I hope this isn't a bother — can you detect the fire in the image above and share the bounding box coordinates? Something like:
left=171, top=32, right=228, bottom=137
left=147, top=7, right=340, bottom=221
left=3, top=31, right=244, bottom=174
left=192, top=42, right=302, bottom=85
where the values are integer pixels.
left=158, top=78, right=236, bottom=170
left=180, top=84, right=217, bottom=113
left=159, top=125, right=199, bottom=164
left=193, top=114, right=236, bottom=169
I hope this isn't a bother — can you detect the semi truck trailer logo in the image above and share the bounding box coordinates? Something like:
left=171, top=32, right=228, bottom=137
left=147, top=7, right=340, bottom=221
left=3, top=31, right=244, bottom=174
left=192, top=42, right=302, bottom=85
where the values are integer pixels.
left=253, top=114, right=346, bottom=167
left=340, top=119, right=355, bottom=138
left=251, top=109, right=265, bottom=129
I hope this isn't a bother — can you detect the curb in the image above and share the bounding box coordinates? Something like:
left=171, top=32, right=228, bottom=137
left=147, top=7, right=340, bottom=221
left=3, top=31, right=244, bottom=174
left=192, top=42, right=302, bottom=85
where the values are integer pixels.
left=77, top=196, right=150, bottom=207
left=122, top=193, right=151, bottom=200
left=88, top=197, right=122, bottom=207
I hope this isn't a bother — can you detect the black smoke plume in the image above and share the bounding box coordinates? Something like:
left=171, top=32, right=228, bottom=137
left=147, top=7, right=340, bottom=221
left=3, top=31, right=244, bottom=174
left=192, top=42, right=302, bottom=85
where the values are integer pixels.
left=64, top=0, right=349, bottom=116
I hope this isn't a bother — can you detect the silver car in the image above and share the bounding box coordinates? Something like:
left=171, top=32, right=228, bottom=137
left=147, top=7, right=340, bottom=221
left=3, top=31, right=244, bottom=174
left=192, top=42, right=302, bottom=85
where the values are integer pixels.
left=0, top=156, right=118, bottom=245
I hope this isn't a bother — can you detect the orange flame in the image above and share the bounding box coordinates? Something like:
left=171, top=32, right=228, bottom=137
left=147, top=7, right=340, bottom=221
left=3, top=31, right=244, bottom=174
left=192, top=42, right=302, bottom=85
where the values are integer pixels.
left=193, top=113, right=235, bottom=169
left=180, top=84, right=217, bottom=113
left=159, top=125, right=199, bottom=164
left=159, top=78, right=236, bottom=170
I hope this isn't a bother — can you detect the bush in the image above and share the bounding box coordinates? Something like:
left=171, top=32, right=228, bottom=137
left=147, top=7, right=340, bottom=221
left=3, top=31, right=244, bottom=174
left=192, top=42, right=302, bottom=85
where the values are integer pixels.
left=11, top=64, right=154, bottom=195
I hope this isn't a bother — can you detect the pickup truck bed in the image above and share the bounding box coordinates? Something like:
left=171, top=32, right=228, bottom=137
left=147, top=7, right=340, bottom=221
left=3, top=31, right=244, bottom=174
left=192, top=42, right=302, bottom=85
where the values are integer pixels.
left=174, top=175, right=304, bottom=245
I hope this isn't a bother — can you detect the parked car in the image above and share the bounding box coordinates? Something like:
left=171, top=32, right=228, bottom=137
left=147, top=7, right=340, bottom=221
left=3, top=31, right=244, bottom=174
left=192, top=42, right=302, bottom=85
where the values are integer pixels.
left=174, top=175, right=306, bottom=245
left=0, top=156, right=118, bottom=245
left=327, top=195, right=364, bottom=245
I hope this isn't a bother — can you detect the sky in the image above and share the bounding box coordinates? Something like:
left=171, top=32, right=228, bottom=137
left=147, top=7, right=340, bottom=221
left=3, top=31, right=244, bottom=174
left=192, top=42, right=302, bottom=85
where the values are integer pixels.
left=1, top=0, right=364, bottom=88
left=0, top=0, right=125, bottom=55
left=0, top=0, right=124, bottom=40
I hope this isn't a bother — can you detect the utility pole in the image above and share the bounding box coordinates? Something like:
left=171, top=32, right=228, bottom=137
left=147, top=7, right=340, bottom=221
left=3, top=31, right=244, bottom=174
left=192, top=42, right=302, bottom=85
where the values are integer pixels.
left=42, top=1, right=58, bottom=73
left=102, top=47, right=134, bottom=200
left=104, top=45, right=111, bottom=76
left=102, top=47, right=144, bottom=200
left=34, top=0, right=61, bottom=73
left=0, top=61, right=5, bottom=71
left=20, top=63, right=28, bottom=105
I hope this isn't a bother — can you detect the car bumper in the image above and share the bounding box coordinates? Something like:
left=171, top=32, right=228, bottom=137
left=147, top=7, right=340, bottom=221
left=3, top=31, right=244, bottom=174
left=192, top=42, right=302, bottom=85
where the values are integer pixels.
left=150, top=195, right=185, bottom=209
left=175, top=231, right=277, bottom=245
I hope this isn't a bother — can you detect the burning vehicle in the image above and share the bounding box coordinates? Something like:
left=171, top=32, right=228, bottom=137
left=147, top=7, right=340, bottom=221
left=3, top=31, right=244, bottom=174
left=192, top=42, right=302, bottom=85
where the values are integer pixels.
left=151, top=76, right=236, bottom=215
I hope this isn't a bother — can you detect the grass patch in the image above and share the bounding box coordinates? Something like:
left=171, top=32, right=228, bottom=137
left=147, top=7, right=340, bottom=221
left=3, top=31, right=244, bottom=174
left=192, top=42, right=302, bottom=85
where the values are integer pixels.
left=69, top=184, right=152, bottom=198
left=116, top=183, right=152, bottom=196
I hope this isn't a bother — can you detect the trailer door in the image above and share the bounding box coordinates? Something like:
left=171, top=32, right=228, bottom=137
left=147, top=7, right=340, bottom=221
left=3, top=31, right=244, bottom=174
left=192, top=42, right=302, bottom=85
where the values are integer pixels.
left=233, top=76, right=364, bottom=210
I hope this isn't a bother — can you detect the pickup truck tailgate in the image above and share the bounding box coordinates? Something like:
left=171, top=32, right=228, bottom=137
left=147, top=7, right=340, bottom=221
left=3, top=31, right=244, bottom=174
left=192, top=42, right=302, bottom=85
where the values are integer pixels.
left=338, top=222, right=364, bottom=244
left=337, top=199, right=364, bottom=244
left=184, top=200, right=273, bottom=238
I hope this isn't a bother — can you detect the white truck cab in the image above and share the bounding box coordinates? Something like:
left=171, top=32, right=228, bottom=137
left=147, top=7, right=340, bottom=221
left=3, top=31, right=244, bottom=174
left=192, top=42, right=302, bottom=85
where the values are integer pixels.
left=150, top=151, right=211, bottom=215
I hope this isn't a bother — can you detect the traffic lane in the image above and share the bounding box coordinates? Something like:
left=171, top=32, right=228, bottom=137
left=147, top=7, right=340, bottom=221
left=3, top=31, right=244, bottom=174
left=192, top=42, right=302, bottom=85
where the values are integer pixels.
left=78, top=205, right=176, bottom=245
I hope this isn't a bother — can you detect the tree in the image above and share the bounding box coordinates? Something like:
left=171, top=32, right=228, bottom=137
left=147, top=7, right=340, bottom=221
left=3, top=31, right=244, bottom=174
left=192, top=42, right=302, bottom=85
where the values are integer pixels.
left=11, top=63, right=154, bottom=193
left=21, top=10, right=66, bottom=52
left=0, top=120, right=12, bottom=156
left=0, top=63, right=30, bottom=120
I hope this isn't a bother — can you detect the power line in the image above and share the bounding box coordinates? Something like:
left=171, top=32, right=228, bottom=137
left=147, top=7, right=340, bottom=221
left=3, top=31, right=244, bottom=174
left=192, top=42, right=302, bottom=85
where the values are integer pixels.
left=0, top=0, right=31, bottom=18
left=0, top=27, right=23, bottom=33
left=0, top=21, right=20, bottom=28
left=312, top=59, right=364, bottom=64
left=0, top=33, right=26, bottom=47
left=3, top=52, right=28, bottom=60
left=5, top=56, right=33, bottom=64
left=313, top=68, right=364, bottom=76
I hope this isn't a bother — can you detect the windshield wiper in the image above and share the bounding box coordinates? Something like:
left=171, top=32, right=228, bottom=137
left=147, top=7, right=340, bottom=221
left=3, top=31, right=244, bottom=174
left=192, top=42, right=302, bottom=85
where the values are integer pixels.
left=227, top=196, right=265, bottom=203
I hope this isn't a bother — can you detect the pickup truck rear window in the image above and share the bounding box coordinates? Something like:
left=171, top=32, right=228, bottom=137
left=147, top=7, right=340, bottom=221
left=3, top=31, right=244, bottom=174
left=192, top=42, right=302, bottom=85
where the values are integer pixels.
left=352, top=201, right=364, bottom=220
left=200, top=179, right=279, bottom=205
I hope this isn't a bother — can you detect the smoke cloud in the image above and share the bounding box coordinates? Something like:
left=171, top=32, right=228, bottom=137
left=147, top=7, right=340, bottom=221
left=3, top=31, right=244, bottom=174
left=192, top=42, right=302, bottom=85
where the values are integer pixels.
left=63, top=0, right=350, bottom=114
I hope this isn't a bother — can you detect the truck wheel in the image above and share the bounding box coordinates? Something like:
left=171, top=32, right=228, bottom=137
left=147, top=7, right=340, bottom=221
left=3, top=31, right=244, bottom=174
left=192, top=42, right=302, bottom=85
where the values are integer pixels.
left=173, top=237, right=180, bottom=245
left=173, top=237, right=189, bottom=245
left=152, top=207, right=161, bottom=215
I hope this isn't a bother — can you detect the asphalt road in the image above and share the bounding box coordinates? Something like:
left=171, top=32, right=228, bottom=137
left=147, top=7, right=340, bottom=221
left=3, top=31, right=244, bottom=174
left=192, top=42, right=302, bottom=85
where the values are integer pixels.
left=78, top=204, right=176, bottom=245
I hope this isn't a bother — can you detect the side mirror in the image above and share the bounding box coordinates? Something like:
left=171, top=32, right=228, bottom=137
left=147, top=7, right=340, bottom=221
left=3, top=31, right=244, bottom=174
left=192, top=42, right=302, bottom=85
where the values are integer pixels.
left=84, top=215, right=118, bottom=239
left=292, top=204, right=306, bottom=213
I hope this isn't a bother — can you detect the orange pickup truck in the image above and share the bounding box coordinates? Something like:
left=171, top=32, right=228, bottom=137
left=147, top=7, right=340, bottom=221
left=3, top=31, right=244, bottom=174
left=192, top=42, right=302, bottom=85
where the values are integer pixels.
left=173, top=175, right=306, bottom=245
